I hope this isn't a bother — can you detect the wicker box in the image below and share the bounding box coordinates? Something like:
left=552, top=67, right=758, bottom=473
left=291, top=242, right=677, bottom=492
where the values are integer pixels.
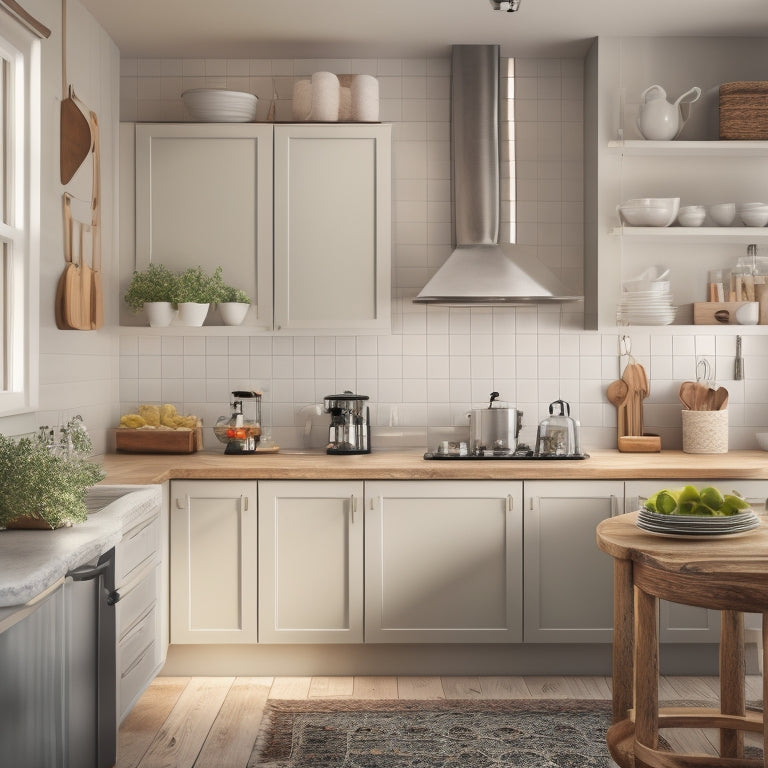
left=719, top=81, right=768, bottom=139
left=681, top=409, right=728, bottom=454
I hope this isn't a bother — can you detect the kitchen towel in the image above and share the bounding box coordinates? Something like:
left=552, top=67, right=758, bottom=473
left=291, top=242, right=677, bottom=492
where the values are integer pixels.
left=310, top=71, right=339, bottom=121
left=351, top=74, right=379, bottom=121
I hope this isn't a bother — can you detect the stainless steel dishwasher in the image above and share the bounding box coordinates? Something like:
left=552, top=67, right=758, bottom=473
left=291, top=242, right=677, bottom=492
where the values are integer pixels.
left=0, top=548, right=119, bottom=768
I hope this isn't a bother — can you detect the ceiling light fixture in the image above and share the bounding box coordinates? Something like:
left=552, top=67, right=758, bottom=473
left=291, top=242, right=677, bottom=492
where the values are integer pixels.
left=489, top=0, right=521, bottom=10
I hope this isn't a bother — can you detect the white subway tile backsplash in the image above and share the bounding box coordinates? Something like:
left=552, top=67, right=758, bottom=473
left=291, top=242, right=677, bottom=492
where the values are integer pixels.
left=114, top=55, right=768, bottom=452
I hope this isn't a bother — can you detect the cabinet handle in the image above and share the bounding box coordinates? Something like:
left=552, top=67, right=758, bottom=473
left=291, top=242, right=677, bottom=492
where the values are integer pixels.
left=610, top=494, right=618, bottom=517
left=350, top=495, right=356, bottom=524
left=507, top=495, right=514, bottom=512
left=241, top=494, right=249, bottom=512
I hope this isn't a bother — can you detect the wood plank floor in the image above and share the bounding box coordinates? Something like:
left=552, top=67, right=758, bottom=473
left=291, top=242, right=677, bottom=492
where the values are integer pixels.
left=118, top=675, right=764, bottom=768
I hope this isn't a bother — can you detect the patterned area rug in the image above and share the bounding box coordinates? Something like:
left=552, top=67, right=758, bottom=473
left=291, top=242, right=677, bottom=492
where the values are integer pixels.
left=248, top=699, right=615, bottom=767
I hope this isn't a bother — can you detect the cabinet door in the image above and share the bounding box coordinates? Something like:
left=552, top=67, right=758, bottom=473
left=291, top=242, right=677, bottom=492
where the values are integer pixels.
left=170, top=480, right=258, bottom=643
left=134, top=124, right=273, bottom=329
left=258, top=480, right=363, bottom=643
left=524, top=480, right=621, bottom=643
left=273, top=124, right=391, bottom=334
left=365, top=480, right=523, bottom=643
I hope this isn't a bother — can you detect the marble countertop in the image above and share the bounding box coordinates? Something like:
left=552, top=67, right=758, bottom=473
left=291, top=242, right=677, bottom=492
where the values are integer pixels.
left=0, top=485, right=162, bottom=609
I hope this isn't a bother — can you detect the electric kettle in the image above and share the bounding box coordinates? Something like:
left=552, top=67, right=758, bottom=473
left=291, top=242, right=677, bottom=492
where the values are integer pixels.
left=535, top=400, right=581, bottom=457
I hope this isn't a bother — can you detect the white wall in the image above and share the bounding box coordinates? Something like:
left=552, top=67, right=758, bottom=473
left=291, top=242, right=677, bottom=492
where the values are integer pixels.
left=0, top=0, right=120, bottom=452
left=116, top=51, right=768, bottom=454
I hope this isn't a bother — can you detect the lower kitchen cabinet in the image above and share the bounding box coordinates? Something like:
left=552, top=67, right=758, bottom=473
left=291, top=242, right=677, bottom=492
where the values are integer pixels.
left=170, top=480, right=258, bottom=643
left=115, top=499, right=166, bottom=721
left=523, top=480, right=621, bottom=643
left=364, top=480, right=523, bottom=643
left=258, top=481, right=363, bottom=643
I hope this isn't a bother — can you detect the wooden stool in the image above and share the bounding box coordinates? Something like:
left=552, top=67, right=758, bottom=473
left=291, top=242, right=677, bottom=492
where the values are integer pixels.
left=597, top=512, right=768, bottom=768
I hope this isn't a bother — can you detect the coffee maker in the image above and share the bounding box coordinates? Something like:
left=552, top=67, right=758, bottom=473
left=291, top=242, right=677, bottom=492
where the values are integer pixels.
left=323, top=391, right=371, bottom=454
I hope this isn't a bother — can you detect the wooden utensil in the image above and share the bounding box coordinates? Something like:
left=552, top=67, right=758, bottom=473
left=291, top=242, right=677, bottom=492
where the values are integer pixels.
left=607, top=379, right=629, bottom=441
left=709, top=386, right=729, bottom=411
left=60, top=87, right=91, bottom=184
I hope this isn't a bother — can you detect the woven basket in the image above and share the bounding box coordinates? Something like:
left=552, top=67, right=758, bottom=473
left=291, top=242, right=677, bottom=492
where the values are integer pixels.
left=681, top=409, right=728, bottom=454
left=719, top=81, right=768, bottom=139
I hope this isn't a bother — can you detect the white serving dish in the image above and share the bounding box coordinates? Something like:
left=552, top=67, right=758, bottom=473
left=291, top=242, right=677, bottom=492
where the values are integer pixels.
left=618, top=197, right=679, bottom=227
left=181, top=88, right=259, bottom=122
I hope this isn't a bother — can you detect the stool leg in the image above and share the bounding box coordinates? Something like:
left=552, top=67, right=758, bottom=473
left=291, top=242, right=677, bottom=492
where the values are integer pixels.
left=720, top=609, right=745, bottom=758
left=613, top=559, right=634, bottom=724
left=763, top=613, right=768, bottom=768
left=635, top=586, right=659, bottom=757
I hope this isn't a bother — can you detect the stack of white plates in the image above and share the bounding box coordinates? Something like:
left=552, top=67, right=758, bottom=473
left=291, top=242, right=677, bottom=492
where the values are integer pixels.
left=181, top=89, right=259, bottom=122
left=618, top=278, right=676, bottom=326
left=636, top=507, right=760, bottom=537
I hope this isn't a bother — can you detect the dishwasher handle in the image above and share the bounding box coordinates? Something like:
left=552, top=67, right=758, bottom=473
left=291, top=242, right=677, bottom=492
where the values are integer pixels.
left=66, top=549, right=121, bottom=604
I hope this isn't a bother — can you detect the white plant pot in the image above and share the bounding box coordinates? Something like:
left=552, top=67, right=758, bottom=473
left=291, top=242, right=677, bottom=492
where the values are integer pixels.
left=177, top=302, right=210, bottom=326
left=144, top=301, right=176, bottom=328
left=218, top=302, right=249, bottom=326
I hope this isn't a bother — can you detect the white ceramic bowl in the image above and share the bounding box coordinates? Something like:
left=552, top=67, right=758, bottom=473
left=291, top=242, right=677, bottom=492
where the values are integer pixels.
left=757, top=432, right=768, bottom=451
left=737, top=202, right=768, bottom=210
left=618, top=198, right=679, bottom=227
left=181, top=89, right=259, bottom=122
left=739, top=209, right=768, bottom=227
left=709, top=202, right=736, bottom=226
left=677, top=207, right=706, bottom=227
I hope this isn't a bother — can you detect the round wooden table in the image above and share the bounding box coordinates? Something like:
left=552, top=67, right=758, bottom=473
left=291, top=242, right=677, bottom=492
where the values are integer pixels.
left=596, top=511, right=768, bottom=768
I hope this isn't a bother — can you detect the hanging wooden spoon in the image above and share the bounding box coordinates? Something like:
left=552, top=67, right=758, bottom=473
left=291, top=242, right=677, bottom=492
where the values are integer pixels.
left=606, top=379, right=629, bottom=440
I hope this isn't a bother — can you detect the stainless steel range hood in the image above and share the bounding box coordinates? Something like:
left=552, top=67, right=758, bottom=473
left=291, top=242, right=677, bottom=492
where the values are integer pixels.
left=414, top=45, right=581, bottom=305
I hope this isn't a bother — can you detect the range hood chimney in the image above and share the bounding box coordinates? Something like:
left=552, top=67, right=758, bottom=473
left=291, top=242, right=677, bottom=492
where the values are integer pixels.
left=414, top=45, right=581, bottom=305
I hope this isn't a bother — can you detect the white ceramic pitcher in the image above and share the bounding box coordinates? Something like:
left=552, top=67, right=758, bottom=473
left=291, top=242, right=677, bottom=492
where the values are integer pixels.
left=636, top=84, right=702, bottom=140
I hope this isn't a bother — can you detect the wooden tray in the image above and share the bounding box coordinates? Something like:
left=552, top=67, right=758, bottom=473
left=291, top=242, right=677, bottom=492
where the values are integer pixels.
left=115, top=427, right=203, bottom=454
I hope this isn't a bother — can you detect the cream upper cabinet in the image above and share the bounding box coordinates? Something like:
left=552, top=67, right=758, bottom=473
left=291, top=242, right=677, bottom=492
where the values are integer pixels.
left=364, top=480, right=523, bottom=643
left=258, top=480, right=363, bottom=643
left=122, top=122, right=391, bottom=334
left=169, top=480, right=258, bottom=644
left=133, top=123, right=274, bottom=329
left=523, top=480, right=621, bottom=643
left=273, top=124, right=391, bottom=334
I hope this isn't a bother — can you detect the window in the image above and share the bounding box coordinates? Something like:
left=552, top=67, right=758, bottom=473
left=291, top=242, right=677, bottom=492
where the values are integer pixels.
left=0, top=11, right=39, bottom=416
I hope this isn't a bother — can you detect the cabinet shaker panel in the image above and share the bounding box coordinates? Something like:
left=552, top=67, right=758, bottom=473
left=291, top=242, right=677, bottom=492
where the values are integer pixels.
left=135, top=124, right=273, bottom=329
left=273, top=124, right=391, bottom=333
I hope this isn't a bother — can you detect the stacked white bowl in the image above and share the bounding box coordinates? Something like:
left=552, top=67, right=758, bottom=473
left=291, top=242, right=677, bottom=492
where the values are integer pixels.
left=618, top=265, right=676, bottom=325
left=737, top=202, right=768, bottom=227
left=618, top=198, right=679, bottom=227
left=181, top=89, right=259, bottom=122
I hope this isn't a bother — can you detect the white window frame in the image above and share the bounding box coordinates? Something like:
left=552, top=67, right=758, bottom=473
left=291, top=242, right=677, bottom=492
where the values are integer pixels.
left=0, top=13, right=39, bottom=416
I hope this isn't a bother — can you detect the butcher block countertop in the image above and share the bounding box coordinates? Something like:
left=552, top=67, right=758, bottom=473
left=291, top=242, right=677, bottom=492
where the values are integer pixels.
left=99, top=448, right=768, bottom=485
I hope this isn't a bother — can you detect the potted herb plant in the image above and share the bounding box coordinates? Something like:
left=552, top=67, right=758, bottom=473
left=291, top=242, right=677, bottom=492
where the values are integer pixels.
left=124, top=263, right=179, bottom=327
left=217, top=284, right=251, bottom=326
left=175, top=266, right=226, bottom=326
left=0, top=418, right=106, bottom=529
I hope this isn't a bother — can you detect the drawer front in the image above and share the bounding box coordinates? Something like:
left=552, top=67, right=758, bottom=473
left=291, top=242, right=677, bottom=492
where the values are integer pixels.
left=116, top=564, right=159, bottom=639
left=116, top=514, right=161, bottom=587
left=118, top=633, right=157, bottom=721
left=118, top=605, right=157, bottom=679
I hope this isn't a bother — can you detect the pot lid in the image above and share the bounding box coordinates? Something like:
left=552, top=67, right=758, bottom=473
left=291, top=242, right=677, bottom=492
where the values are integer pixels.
left=325, top=391, right=368, bottom=401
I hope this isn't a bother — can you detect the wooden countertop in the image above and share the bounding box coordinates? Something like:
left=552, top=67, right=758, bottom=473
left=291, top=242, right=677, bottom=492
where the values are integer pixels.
left=99, top=448, right=768, bottom=485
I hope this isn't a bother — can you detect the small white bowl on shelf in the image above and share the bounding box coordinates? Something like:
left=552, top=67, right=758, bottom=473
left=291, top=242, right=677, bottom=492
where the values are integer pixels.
left=708, top=202, right=736, bottom=226
left=677, top=205, right=706, bottom=227
left=181, top=88, right=259, bottom=122
left=737, top=203, right=768, bottom=227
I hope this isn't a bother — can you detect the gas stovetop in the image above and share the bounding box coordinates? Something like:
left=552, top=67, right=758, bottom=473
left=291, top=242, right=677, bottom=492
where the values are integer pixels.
left=423, top=443, right=589, bottom=460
